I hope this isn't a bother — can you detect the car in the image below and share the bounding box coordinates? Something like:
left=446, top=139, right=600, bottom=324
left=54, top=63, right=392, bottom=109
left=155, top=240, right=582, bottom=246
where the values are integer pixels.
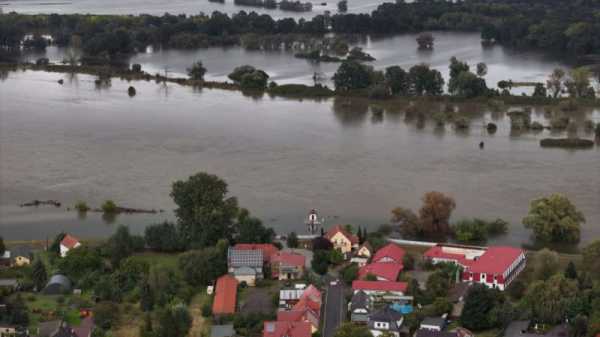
left=330, top=280, right=338, bottom=286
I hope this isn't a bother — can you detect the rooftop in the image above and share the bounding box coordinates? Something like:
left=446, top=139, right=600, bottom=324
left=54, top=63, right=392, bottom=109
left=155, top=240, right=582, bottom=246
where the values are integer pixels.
left=61, top=234, right=81, bottom=249
left=468, top=246, right=524, bottom=274
left=213, top=274, right=238, bottom=314
left=372, top=243, right=406, bottom=263
left=352, top=280, right=408, bottom=293
left=263, top=321, right=311, bottom=337
left=234, top=244, right=279, bottom=262
left=211, top=324, right=236, bottom=337
left=325, top=225, right=358, bottom=244
left=272, top=252, right=306, bottom=268
left=228, top=248, right=264, bottom=268
left=359, top=262, right=403, bottom=281
left=421, top=317, right=446, bottom=329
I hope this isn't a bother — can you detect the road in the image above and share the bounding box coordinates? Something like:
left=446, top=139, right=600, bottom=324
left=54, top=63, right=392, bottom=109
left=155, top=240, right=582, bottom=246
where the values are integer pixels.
left=322, top=279, right=346, bottom=337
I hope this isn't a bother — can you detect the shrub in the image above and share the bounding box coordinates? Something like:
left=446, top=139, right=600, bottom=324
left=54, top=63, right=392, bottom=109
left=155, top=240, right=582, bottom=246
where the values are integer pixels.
left=74, top=201, right=90, bottom=212
left=486, top=122, right=497, bottom=133
left=101, top=200, right=118, bottom=213
left=530, top=121, right=544, bottom=130
left=454, top=117, right=469, bottom=129
left=201, top=303, right=212, bottom=317
left=367, top=84, right=391, bottom=99
left=131, top=64, right=142, bottom=72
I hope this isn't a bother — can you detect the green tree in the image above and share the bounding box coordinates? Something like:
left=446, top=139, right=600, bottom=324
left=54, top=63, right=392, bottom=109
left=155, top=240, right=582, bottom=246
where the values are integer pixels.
left=337, top=0, right=347, bottom=12
left=565, top=67, right=592, bottom=98
left=235, top=208, right=274, bottom=243
left=452, top=219, right=489, bottom=244
left=476, top=62, right=488, bottom=77
left=546, top=68, right=565, bottom=98
left=426, top=270, right=451, bottom=299
left=74, top=201, right=90, bottom=213
left=522, top=193, right=584, bottom=244
left=390, top=207, right=422, bottom=239
left=145, top=222, right=182, bottom=252
left=101, top=200, right=118, bottom=213
left=107, top=225, right=135, bottom=268
left=341, top=263, right=359, bottom=285
left=384, top=66, right=408, bottom=95
left=287, top=232, right=299, bottom=248
left=171, top=172, right=239, bottom=249
left=187, top=61, right=206, bottom=81
left=582, top=240, right=600, bottom=279
left=178, top=246, right=227, bottom=287
left=564, top=261, right=578, bottom=279
left=419, top=191, right=456, bottom=237
left=94, top=301, right=119, bottom=330
left=156, top=305, right=192, bottom=337
left=429, top=297, right=453, bottom=316
left=523, top=274, right=578, bottom=324
left=408, top=64, right=444, bottom=96
left=333, top=60, right=373, bottom=91
left=312, top=250, right=330, bottom=275
left=329, top=249, right=345, bottom=265
left=460, top=284, right=502, bottom=331
left=31, top=258, right=48, bottom=291
left=140, top=275, right=154, bottom=312
left=58, top=246, right=103, bottom=281
left=448, top=56, right=470, bottom=94
left=49, top=232, right=66, bottom=256
left=532, top=248, right=560, bottom=281
left=334, top=323, right=373, bottom=337
left=533, top=83, right=547, bottom=97
left=0, top=236, right=4, bottom=256
left=113, top=257, right=149, bottom=293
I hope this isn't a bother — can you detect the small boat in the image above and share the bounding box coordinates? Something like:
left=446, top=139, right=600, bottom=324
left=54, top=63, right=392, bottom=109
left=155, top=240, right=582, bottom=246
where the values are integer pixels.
left=305, top=209, right=323, bottom=234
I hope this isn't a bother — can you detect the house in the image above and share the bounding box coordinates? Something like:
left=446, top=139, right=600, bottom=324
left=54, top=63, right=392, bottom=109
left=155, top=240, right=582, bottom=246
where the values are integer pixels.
left=372, top=243, right=405, bottom=264
left=228, top=248, right=263, bottom=285
left=233, top=244, right=279, bottom=263
left=263, top=321, right=311, bottom=337
left=271, top=252, right=305, bottom=280
left=420, top=317, right=446, bottom=331
left=279, top=284, right=308, bottom=309
left=359, top=263, right=403, bottom=281
left=212, top=274, right=238, bottom=315
left=352, top=280, right=408, bottom=298
left=60, top=235, right=81, bottom=258
left=325, top=225, right=359, bottom=254
left=43, top=274, right=72, bottom=295
left=277, top=285, right=321, bottom=333
left=0, top=324, right=17, bottom=337
left=424, top=244, right=526, bottom=291
left=211, top=325, right=236, bottom=337
left=350, top=290, right=372, bottom=323
left=368, top=306, right=405, bottom=337
left=10, top=246, right=32, bottom=267
left=0, top=251, right=11, bottom=267
left=351, top=242, right=373, bottom=267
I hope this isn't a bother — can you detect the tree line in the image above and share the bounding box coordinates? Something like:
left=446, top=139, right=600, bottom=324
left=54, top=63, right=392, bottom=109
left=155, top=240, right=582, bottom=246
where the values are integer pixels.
left=1, top=0, right=600, bottom=60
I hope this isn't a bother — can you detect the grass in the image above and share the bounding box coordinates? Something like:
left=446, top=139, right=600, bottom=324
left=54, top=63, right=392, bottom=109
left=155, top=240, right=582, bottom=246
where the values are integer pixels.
left=20, top=292, right=86, bottom=329
left=129, top=251, right=181, bottom=269
left=112, top=303, right=144, bottom=337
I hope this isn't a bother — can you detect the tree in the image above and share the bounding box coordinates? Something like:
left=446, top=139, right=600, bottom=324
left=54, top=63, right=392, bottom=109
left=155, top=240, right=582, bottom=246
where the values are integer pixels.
left=145, top=222, right=181, bottom=252
left=582, top=240, right=600, bottom=279
left=408, top=64, right=444, bottom=96
left=341, top=263, right=359, bottom=285
left=312, top=250, right=330, bottom=275
left=0, top=236, right=4, bottom=256
left=523, top=274, right=578, bottom=324
left=426, top=270, right=451, bottom=299
left=156, top=305, right=192, bottom=337
left=235, top=208, right=274, bottom=243
left=546, top=68, right=565, bottom=98
left=402, top=254, right=415, bottom=271
left=448, top=56, right=470, bottom=94
left=31, top=258, right=48, bottom=291
left=49, top=232, right=66, bottom=256
left=532, top=249, right=560, bottom=281
left=419, top=191, right=456, bottom=237
left=94, top=301, right=119, bottom=330
left=333, top=60, right=373, bottom=91
left=101, top=200, right=118, bottom=213
left=533, top=83, right=547, bottom=97
left=391, top=207, right=422, bottom=239
left=178, top=244, right=227, bottom=287
left=384, top=66, right=408, bottom=96
left=460, top=284, right=502, bottom=331
left=565, top=67, right=592, bottom=98
left=171, top=172, right=239, bottom=249
left=416, top=33, right=434, bottom=49
left=140, top=276, right=154, bottom=312
left=452, top=219, right=489, bottom=244
left=58, top=246, right=103, bottom=281
left=312, top=237, right=333, bottom=251
left=452, top=71, right=488, bottom=98
left=564, top=261, right=578, bottom=279
left=187, top=61, right=206, bottom=81
left=522, top=193, right=584, bottom=244
left=287, top=232, right=299, bottom=248
left=329, top=249, right=345, bottom=265
left=113, top=257, right=149, bottom=293
left=139, top=314, right=154, bottom=337
left=74, top=201, right=90, bottom=213
left=337, top=0, right=347, bottom=12
left=334, top=323, right=373, bottom=337
left=107, top=225, right=135, bottom=268
left=476, top=62, right=488, bottom=77
left=429, top=297, right=453, bottom=316
left=570, top=314, right=588, bottom=337
left=240, top=70, right=269, bottom=90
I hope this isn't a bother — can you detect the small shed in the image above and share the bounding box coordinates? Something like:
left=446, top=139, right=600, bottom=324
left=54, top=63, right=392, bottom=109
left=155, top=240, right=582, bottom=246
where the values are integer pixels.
left=43, top=274, right=72, bottom=295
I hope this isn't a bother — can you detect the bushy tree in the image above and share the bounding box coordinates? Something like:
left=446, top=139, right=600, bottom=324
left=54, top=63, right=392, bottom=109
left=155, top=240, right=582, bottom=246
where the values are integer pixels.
left=287, top=232, right=299, bottom=248
left=523, top=193, right=584, bottom=244
left=312, top=250, right=330, bottom=275
left=171, top=172, right=239, bottom=249
left=58, top=246, right=103, bottom=281
left=341, top=263, right=359, bottom=285
left=178, top=245, right=227, bottom=287
left=384, top=66, right=409, bottom=95
left=145, top=222, right=181, bottom=252
left=532, top=248, right=560, bottom=281
left=101, top=200, right=118, bottom=213
left=31, top=258, right=48, bottom=291
left=523, top=274, right=578, bottom=324
left=187, top=61, right=206, bottom=80
left=582, top=240, right=600, bottom=279
left=546, top=68, right=565, bottom=98
left=94, top=301, right=119, bottom=330
left=408, top=64, right=444, bottom=96
left=235, top=208, right=274, bottom=243
left=460, top=284, right=503, bottom=331
left=419, top=191, right=456, bottom=237
left=448, top=56, right=470, bottom=94
left=391, top=207, right=422, bottom=239
left=106, top=225, right=135, bottom=268
left=156, top=305, right=192, bottom=337
left=333, top=60, right=373, bottom=91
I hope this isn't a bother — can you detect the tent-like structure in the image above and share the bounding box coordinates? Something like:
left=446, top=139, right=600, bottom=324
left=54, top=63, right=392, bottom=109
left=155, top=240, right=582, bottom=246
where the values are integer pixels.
left=43, top=274, right=72, bottom=295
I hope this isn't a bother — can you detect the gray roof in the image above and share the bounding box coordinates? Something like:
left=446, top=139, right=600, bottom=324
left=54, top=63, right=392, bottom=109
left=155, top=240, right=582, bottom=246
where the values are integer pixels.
left=0, top=279, right=18, bottom=287
left=350, top=290, right=370, bottom=312
left=369, top=307, right=404, bottom=332
left=415, top=330, right=458, bottom=337
left=233, top=266, right=258, bottom=276
left=44, top=274, right=72, bottom=293
left=37, top=320, right=61, bottom=337
left=10, top=245, right=33, bottom=259
left=228, top=248, right=263, bottom=268
left=211, top=324, right=236, bottom=337
left=421, top=317, right=446, bottom=329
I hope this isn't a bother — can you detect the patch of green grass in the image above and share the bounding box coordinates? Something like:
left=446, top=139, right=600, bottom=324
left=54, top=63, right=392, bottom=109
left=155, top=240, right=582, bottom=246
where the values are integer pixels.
left=129, top=252, right=180, bottom=269
left=20, top=293, right=82, bottom=329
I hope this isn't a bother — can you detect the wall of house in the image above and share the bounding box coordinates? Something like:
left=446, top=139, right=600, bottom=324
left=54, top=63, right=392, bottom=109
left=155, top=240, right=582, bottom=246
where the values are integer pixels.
left=234, top=274, right=256, bottom=287
left=330, top=232, right=352, bottom=253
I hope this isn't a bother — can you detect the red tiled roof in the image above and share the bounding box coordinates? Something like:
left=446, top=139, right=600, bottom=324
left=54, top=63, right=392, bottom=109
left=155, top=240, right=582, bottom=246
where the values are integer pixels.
left=423, top=245, right=476, bottom=268
left=359, top=262, right=403, bottom=281
left=212, top=274, right=238, bottom=314
left=300, top=285, right=322, bottom=304
left=263, top=321, right=311, bottom=337
left=325, top=225, right=358, bottom=245
left=60, top=234, right=81, bottom=249
left=468, top=246, right=524, bottom=275
left=272, top=252, right=306, bottom=268
left=277, top=310, right=305, bottom=322
left=372, top=243, right=405, bottom=264
left=234, top=244, right=279, bottom=262
left=352, top=280, right=408, bottom=293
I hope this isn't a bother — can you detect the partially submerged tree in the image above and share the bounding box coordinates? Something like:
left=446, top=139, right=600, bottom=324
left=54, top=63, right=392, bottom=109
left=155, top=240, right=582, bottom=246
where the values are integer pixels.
left=522, top=193, right=584, bottom=244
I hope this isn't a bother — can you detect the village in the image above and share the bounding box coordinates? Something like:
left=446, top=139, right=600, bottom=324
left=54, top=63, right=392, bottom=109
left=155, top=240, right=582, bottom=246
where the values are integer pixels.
left=2, top=219, right=590, bottom=337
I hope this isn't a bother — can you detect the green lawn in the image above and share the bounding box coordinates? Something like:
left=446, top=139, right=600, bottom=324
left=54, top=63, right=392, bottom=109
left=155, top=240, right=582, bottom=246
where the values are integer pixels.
left=129, top=251, right=181, bottom=269
left=20, top=293, right=86, bottom=329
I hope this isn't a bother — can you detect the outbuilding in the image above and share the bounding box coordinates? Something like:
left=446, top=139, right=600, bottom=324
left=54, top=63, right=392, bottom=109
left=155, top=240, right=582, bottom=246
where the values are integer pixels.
left=43, top=274, right=72, bottom=295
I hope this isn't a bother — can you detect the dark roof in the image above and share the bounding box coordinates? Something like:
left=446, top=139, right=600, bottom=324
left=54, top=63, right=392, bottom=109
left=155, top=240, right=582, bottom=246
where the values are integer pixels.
left=415, top=330, right=458, bottom=337
left=369, top=307, right=404, bottom=332
left=421, top=317, right=446, bottom=329
left=43, top=274, right=72, bottom=295
left=228, top=248, right=263, bottom=268
left=350, top=290, right=369, bottom=312
left=0, top=279, right=19, bottom=287
left=10, top=245, right=33, bottom=259
left=211, top=324, right=236, bottom=337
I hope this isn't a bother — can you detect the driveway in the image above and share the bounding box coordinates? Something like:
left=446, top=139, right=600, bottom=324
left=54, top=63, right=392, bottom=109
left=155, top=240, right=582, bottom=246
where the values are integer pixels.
left=322, top=279, right=345, bottom=337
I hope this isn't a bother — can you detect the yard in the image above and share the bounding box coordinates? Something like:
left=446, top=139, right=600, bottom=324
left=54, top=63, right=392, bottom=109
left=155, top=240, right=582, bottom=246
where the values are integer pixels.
left=18, top=292, right=92, bottom=330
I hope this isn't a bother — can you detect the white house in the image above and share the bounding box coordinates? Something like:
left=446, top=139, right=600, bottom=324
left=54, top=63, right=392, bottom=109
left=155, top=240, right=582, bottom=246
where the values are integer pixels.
left=59, top=234, right=81, bottom=258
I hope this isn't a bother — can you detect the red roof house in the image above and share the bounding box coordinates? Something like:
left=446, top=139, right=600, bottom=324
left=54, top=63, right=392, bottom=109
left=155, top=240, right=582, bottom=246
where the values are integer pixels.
left=60, top=234, right=82, bottom=257
left=234, top=243, right=279, bottom=262
left=271, top=252, right=306, bottom=280
left=352, top=280, right=408, bottom=295
left=263, top=321, right=311, bottom=337
left=424, top=244, right=526, bottom=291
left=212, top=274, right=238, bottom=314
left=276, top=285, right=322, bottom=332
left=372, top=243, right=406, bottom=264
left=359, top=262, right=403, bottom=281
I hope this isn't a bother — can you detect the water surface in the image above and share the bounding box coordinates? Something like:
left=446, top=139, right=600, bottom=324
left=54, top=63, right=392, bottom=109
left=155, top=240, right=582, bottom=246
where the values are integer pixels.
left=1, top=70, right=598, bottom=245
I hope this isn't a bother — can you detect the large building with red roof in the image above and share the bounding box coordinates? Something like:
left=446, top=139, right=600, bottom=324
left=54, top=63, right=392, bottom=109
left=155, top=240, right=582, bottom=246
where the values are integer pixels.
left=275, top=284, right=322, bottom=332
left=233, top=243, right=279, bottom=263
left=325, top=225, right=359, bottom=254
left=263, top=321, right=312, bottom=337
left=271, top=252, right=306, bottom=280
left=424, top=244, right=526, bottom=291
left=212, top=275, right=238, bottom=315
left=359, top=262, right=403, bottom=282
left=372, top=243, right=406, bottom=264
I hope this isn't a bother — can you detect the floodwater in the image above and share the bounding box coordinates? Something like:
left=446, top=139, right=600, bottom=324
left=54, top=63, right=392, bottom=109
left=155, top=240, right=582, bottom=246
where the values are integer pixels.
left=19, top=32, right=570, bottom=95
left=1, top=70, right=599, bottom=246
left=0, top=0, right=389, bottom=19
